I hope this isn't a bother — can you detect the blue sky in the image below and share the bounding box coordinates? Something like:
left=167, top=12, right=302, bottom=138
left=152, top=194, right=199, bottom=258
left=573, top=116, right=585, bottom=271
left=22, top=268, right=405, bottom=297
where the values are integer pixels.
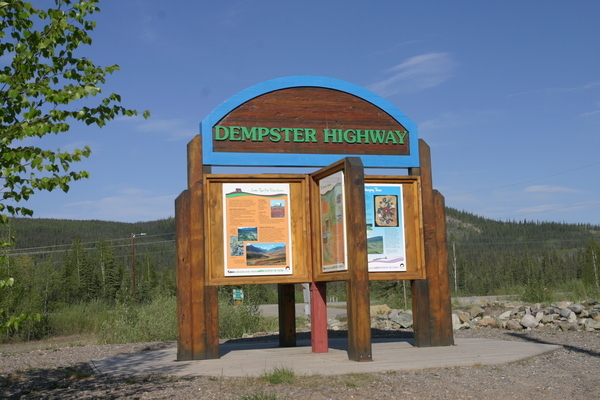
left=16, top=1, right=600, bottom=224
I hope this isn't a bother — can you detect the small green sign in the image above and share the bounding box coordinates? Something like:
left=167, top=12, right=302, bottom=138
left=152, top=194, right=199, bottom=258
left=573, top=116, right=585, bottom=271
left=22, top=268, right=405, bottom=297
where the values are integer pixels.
left=232, top=289, right=244, bottom=301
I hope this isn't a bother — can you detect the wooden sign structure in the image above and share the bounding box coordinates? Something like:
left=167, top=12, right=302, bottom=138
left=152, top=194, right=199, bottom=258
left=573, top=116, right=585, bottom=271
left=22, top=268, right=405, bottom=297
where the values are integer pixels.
left=176, top=76, right=453, bottom=362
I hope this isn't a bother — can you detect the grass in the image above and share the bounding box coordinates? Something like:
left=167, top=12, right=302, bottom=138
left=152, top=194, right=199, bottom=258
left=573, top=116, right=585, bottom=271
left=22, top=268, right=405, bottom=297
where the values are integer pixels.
left=259, top=366, right=296, bottom=385
left=240, top=392, right=279, bottom=400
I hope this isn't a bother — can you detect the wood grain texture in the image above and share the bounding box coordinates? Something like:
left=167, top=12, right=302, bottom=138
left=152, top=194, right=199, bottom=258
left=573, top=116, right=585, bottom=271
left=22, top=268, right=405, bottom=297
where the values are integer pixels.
left=278, top=283, right=297, bottom=347
left=175, top=190, right=192, bottom=361
left=214, top=87, right=409, bottom=156
left=433, top=190, right=454, bottom=346
left=411, top=139, right=454, bottom=347
left=343, top=158, right=372, bottom=362
left=187, top=136, right=203, bottom=188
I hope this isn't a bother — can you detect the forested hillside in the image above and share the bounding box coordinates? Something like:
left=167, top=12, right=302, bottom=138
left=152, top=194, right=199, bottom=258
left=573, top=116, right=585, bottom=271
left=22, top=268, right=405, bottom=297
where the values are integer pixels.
left=1, top=218, right=177, bottom=326
left=446, top=208, right=600, bottom=297
left=1, top=208, right=599, bottom=336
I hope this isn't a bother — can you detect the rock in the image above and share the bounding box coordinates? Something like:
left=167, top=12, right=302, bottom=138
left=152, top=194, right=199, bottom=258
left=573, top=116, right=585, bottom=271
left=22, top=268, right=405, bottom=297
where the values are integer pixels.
left=335, top=313, right=348, bottom=321
left=559, top=308, right=574, bottom=319
left=567, top=303, right=585, bottom=314
left=392, top=310, right=413, bottom=328
left=498, top=310, right=512, bottom=320
left=541, top=314, right=556, bottom=323
left=477, top=317, right=498, bottom=328
left=455, top=322, right=471, bottom=330
left=452, top=313, right=461, bottom=327
left=584, top=319, right=600, bottom=330
left=555, top=301, right=572, bottom=309
left=469, top=306, right=484, bottom=318
left=506, top=319, right=523, bottom=330
left=388, top=309, right=399, bottom=320
left=370, top=304, right=391, bottom=317
left=520, top=314, right=539, bottom=328
left=460, top=312, right=471, bottom=323
left=536, top=307, right=555, bottom=315
left=535, top=311, right=544, bottom=322
left=559, top=322, right=580, bottom=331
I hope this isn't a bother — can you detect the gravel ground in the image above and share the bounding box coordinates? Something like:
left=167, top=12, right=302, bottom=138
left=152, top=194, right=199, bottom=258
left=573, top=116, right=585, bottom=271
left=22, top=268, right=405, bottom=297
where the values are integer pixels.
left=1, top=328, right=599, bottom=399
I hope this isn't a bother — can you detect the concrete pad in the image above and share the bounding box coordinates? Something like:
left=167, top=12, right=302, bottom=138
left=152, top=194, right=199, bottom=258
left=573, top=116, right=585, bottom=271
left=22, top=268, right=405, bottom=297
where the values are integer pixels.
left=90, top=338, right=561, bottom=377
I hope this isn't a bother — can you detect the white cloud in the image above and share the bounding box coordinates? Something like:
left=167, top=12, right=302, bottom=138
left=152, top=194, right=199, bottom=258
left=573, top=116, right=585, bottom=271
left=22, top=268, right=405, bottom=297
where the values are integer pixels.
left=367, top=52, right=456, bottom=97
left=523, top=185, right=580, bottom=194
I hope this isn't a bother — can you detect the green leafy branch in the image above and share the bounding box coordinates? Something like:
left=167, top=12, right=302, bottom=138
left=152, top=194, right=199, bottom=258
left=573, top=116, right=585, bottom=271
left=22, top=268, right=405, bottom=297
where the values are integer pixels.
left=0, top=0, right=150, bottom=224
left=1, top=277, right=41, bottom=334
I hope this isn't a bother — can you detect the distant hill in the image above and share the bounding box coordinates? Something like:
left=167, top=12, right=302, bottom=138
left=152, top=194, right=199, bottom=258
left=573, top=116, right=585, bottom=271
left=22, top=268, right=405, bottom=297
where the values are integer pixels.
left=4, top=208, right=599, bottom=296
left=4, top=217, right=176, bottom=273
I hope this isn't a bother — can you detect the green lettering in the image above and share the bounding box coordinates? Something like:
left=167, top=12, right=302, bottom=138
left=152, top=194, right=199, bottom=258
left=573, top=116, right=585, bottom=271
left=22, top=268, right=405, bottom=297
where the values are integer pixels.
left=257, top=127, right=269, bottom=141
left=305, top=128, right=317, bottom=142
left=323, top=129, right=335, bottom=143
left=229, top=126, right=241, bottom=141
left=293, top=128, right=304, bottom=142
left=395, top=130, right=408, bottom=144
left=269, top=127, right=281, bottom=142
left=343, top=129, right=356, bottom=143
left=214, top=126, right=229, bottom=140
left=369, top=130, right=386, bottom=143
left=333, top=129, right=343, bottom=143
left=385, top=130, right=398, bottom=144
left=241, top=126, right=257, bottom=141
left=281, top=128, right=293, bottom=142
left=355, top=129, right=369, bottom=143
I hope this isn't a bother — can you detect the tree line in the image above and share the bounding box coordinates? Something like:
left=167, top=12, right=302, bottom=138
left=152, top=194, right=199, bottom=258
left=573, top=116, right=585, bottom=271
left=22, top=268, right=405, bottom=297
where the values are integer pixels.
left=1, top=209, right=600, bottom=339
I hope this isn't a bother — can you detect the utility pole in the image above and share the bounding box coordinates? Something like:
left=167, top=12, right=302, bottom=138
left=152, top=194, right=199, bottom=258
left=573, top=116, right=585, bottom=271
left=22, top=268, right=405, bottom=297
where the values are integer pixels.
left=452, top=241, right=458, bottom=294
left=131, top=232, right=147, bottom=297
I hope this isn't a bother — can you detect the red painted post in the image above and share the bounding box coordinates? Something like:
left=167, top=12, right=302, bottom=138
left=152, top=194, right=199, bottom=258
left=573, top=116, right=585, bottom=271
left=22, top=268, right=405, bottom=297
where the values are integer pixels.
left=310, top=281, right=328, bottom=353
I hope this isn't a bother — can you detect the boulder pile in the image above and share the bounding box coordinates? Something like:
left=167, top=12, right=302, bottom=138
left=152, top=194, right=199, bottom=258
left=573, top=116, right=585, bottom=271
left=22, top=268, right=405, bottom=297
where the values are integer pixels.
left=451, top=298, right=600, bottom=332
left=326, top=299, right=600, bottom=332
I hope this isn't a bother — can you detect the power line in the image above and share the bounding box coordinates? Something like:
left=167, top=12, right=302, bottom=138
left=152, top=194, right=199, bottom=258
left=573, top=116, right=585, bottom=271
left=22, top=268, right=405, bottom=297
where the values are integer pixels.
left=8, top=232, right=175, bottom=253
left=7, top=238, right=175, bottom=257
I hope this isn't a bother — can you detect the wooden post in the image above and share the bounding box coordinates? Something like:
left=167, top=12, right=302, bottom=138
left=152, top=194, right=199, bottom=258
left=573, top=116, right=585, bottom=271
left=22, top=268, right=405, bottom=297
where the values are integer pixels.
left=176, top=135, right=220, bottom=360
left=344, top=158, right=372, bottom=362
left=278, top=283, right=297, bottom=347
left=175, top=190, right=193, bottom=360
left=310, top=281, right=328, bottom=353
left=410, top=139, right=454, bottom=347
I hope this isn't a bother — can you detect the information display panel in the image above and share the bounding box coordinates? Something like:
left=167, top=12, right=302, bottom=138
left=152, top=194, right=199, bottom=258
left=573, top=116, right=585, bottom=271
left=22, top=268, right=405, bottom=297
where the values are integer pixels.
left=319, top=171, right=347, bottom=272
left=365, top=176, right=426, bottom=281
left=365, top=183, right=406, bottom=272
left=205, top=175, right=311, bottom=286
left=223, top=183, right=293, bottom=276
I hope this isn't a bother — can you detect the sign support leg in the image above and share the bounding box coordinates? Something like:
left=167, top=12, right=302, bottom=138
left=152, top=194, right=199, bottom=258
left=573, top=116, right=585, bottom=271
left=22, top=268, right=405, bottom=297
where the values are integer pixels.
left=310, top=281, right=328, bottom=353
left=278, top=283, right=297, bottom=347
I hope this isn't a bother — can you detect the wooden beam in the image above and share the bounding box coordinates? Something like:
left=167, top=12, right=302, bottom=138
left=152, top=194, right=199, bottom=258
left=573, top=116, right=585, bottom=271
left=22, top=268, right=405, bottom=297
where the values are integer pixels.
left=411, top=139, right=454, bottom=347
left=278, top=283, right=297, bottom=347
left=344, top=157, right=372, bottom=362
left=175, top=190, right=193, bottom=360
left=176, top=135, right=220, bottom=360
left=433, top=190, right=454, bottom=346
